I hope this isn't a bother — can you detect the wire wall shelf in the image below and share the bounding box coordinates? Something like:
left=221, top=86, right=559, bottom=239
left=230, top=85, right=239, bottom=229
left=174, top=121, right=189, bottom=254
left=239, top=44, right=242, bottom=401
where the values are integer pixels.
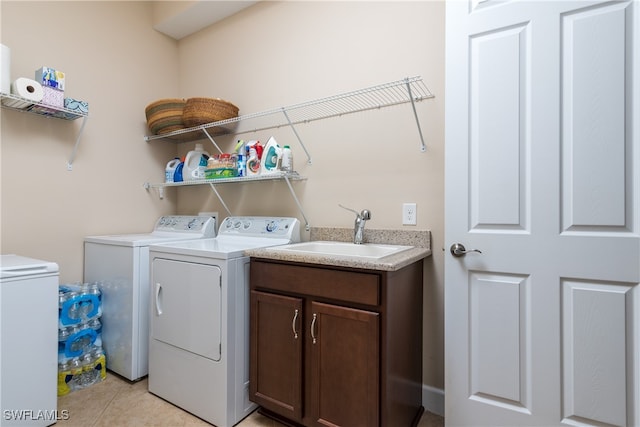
left=144, top=76, right=434, bottom=152
left=1, top=92, right=89, bottom=170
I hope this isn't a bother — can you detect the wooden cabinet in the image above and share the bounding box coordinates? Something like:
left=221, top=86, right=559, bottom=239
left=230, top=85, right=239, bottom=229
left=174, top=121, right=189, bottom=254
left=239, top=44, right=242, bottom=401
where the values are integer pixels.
left=249, top=258, right=424, bottom=427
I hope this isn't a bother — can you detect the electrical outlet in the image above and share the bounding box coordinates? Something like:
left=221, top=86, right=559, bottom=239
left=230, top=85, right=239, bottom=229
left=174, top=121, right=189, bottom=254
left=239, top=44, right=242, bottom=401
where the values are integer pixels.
left=402, top=203, right=417, bottom=225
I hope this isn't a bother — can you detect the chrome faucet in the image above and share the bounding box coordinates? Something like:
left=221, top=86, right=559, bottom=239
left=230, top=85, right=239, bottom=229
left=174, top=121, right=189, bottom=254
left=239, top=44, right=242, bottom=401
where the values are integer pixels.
left=339, top=204, right=371, bottom=244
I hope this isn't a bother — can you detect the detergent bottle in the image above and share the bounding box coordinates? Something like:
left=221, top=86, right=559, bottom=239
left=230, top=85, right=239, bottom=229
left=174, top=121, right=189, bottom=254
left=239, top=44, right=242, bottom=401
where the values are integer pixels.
left=173, top=157, right=185, bottom=182
left=245, top=140, right=262, bottom=176
left=280, top=145, right=293, bottom=172
left=260, top=136, right=282, bottom=175
left=165, top=158, right=180, bottom=183
left=183, top=143, right=210, bottom=180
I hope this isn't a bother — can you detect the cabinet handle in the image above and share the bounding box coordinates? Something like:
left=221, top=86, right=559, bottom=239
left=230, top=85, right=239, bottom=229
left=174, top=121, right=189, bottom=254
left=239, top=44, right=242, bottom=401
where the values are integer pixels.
left=292, top=309, right=299, bottom=339
left=311, top=313, right=317, bottom=344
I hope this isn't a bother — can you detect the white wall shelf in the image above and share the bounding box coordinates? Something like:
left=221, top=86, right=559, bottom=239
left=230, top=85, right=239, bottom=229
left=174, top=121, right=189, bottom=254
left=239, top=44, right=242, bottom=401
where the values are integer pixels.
left=1, top=92, right=89, bottom=170
left=144, top=76, right=434, bottom=157
left=144, top=172, right=310, bottom=230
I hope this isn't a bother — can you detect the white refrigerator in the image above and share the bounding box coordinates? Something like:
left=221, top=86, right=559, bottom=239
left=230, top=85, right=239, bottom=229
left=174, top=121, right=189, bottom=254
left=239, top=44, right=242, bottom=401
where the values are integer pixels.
left=1, top=255, right=59, bottom=427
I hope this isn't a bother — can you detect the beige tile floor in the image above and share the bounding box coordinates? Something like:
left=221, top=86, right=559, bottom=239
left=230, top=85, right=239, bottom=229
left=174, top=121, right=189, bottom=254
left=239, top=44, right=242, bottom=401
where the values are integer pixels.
left=56, top=373, right=444, bottom=427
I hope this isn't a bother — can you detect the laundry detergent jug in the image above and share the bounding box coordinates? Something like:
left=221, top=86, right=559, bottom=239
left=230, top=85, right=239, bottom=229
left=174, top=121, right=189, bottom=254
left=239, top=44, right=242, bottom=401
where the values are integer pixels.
left=165, top=158, right=181, bottom=183
left=183, top=143, right=210, bottom=180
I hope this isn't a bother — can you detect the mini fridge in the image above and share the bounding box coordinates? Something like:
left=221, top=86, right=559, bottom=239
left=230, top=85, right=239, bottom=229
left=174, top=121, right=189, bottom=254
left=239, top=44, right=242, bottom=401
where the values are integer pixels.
left=1, top=255, right=59, bottom=426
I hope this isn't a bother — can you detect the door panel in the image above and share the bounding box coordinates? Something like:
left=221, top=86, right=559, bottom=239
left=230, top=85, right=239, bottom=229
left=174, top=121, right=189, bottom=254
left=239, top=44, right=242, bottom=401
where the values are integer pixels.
left=561, top=279, right=637, bottom=426
left=310, top=301, right=379, bottom=427
left=445, top=1, right=639, bottom=426
left=151, top=258, right=221, bottom=361
left=470, top=22, right=530, bottom=231
left=561, top=3, right=629, bottom=230
left=469, top=272, right=531, bottom=413
left=250, top=290, right=303, bottom=421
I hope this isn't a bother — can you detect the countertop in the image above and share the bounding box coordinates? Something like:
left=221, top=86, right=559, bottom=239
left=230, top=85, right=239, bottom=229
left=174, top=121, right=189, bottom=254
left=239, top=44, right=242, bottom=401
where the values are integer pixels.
left=246, top=227, right=431, bottom=271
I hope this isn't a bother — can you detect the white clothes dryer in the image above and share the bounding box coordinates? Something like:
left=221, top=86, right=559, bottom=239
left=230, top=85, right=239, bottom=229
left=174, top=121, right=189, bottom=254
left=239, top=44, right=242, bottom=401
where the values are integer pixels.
left=148, top=216, right=300, bottom=427
left=83, top=215, right=216, bottom=381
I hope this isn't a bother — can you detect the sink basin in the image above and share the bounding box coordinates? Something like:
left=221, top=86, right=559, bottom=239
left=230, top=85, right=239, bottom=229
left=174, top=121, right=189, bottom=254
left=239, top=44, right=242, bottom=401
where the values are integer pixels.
left=267, top=241, right=413, bottom=260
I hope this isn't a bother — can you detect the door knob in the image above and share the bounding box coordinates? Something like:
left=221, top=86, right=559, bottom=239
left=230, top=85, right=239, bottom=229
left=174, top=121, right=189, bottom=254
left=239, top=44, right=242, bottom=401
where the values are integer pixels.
left=450, top=243, right=482, bottom=257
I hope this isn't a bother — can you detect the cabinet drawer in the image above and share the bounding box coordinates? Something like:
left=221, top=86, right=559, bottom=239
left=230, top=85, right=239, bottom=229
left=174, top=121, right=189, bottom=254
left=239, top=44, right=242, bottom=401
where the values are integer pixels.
left=251, top=261, right=380, bottom=306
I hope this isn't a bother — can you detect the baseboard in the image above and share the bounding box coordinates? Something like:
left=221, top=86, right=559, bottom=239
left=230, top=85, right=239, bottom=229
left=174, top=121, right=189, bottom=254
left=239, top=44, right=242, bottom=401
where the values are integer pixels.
left=422, top=384, right=445, bottom=417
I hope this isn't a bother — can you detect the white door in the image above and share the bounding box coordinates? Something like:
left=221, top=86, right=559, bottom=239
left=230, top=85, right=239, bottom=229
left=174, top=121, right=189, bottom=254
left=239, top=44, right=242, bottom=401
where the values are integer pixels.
left=445, top=1, right=639, bottom=426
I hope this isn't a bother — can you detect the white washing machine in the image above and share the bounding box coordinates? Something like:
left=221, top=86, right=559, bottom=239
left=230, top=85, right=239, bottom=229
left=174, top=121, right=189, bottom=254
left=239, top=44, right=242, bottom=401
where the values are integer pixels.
left=83, top=215, right=216, bottom=381
left=148, top=216, right=300, bottom=427
left=1, top=255, right=58, bottom=426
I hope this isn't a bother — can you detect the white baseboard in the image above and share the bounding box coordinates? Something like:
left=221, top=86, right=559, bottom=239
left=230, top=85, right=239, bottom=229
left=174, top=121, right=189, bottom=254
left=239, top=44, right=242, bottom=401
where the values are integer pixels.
left=422, top=384, right=445, bottom=417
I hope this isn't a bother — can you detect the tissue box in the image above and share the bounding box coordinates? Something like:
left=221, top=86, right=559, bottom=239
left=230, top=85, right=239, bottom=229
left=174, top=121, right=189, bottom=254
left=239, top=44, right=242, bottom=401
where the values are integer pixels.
left=64, top=97, right=89, bottom=114
left=35, top=67, right=65, bottom=90
left=41, top=86, right=64, bottom=107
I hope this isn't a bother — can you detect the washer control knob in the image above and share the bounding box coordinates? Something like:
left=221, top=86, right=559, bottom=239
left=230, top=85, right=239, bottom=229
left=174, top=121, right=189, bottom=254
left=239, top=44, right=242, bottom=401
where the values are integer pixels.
left=266, top=221, right=278, bottom=232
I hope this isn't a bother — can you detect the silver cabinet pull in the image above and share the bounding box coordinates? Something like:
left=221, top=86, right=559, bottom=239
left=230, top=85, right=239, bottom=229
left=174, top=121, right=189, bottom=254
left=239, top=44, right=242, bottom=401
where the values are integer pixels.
left=450, top=243, right=482, bottom=257
left=311, top=313, right=317, bottom=344
left=292, top=309, right=299, bottom=339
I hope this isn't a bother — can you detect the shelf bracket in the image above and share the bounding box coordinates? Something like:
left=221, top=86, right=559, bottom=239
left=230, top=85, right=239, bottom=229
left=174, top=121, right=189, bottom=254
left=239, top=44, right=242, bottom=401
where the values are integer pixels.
left=209, top=183, right=233, bottom=216
left=201, top=128, right=224, bottom=154
left=404, top=78, right=426, bottom=152
left=282, top=108, right=312, bottom=164
left=66, top=116, right=89, bottom=170
left=283, top=175, right=310, bottom=232
left=143, top=182, right=165, bottom=200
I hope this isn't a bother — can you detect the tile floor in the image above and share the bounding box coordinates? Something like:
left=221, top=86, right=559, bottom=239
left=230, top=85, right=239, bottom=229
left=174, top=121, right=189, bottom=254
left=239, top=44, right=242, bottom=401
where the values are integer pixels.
left=56, top=373, right=444, bottom=427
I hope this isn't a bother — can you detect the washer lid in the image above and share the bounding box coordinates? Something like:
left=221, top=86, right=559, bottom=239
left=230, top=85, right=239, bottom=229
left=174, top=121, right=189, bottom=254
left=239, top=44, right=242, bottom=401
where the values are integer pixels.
left=84, top=232, right=207, bottom=247
left=84, top=215, right=217, bottom=247
left=1, top=254, right=59, bottom=278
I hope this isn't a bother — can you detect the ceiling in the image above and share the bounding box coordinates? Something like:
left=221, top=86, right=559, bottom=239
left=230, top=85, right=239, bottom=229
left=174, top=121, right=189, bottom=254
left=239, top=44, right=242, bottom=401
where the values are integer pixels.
left=153, top=1, right=259, bottom=40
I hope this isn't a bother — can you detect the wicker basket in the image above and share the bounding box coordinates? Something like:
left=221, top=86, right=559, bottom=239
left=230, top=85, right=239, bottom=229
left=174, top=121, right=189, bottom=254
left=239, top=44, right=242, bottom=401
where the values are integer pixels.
left=145, top=98, right=186, bottom=135
left=182, top=97, right=239, bottom=128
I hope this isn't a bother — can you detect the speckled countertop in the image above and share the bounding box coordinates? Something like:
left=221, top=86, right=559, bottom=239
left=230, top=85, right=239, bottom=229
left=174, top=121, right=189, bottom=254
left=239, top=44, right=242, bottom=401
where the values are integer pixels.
left=246, top=227, right=431, bottom=271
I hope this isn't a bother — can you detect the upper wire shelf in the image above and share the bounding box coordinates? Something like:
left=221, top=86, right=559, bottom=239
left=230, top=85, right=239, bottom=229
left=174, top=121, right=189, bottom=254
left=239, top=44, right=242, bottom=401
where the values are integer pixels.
left=144, top=76, right=434, bottom=143
left=1, top=92, right=87, bottom=121
left=1, top=92, right=89, bottom=170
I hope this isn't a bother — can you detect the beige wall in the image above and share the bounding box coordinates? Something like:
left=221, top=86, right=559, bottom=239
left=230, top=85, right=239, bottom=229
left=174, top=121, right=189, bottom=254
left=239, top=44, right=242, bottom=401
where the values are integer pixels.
left=1, top=1, right=179, bottom=280
left=1, top=0, right=445, bottom=394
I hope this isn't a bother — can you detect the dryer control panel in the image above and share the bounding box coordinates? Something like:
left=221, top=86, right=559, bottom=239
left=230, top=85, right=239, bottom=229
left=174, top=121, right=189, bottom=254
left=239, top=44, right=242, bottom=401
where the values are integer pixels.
left=219, top=216, right=300, bottom=242
left=153, top=215, right=217, bottom=236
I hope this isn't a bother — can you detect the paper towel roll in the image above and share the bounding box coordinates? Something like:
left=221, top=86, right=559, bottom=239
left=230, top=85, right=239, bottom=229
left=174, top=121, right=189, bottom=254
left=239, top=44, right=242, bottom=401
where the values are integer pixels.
left=0, top=44, right=9, bottom=94
left=2, top=77, right=44, bottom=109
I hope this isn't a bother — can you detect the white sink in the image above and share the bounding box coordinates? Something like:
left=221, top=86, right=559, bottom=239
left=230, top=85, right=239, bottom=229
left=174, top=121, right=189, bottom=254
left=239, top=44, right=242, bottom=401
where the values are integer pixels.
left=267, top=241, right=413, bottom=260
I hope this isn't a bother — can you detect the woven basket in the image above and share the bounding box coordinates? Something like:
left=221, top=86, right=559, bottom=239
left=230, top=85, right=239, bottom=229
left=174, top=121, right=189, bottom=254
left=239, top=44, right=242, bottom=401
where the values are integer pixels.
left=182, top=97, right=239, bottom=128
left=145, top=98, right=186, bottom=135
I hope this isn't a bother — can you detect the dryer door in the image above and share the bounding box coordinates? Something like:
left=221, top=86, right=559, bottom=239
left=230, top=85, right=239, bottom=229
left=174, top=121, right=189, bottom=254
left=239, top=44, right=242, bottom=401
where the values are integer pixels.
left=151, top=258, right=222, bottom=361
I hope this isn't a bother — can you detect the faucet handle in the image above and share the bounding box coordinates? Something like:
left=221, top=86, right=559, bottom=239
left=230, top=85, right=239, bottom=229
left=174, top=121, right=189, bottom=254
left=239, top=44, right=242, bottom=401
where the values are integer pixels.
left=338, top=204, right=360, bottom=216
left=338, top=204, right=372, bottom=221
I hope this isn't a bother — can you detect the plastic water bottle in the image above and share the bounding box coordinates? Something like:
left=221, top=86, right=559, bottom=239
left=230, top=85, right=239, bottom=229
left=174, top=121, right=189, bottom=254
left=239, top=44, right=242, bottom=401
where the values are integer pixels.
left=68, top=357, right=83, bottom=391
left=80, top=352, right=100, bottom=387
left=57, top=361, right=72, bottom=396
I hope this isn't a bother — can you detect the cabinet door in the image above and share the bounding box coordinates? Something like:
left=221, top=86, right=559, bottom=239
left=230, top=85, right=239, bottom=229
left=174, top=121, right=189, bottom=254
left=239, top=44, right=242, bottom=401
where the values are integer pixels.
left=250, top=290, right=303, bottom=421
left=309, top=301, right=380, bottom=427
